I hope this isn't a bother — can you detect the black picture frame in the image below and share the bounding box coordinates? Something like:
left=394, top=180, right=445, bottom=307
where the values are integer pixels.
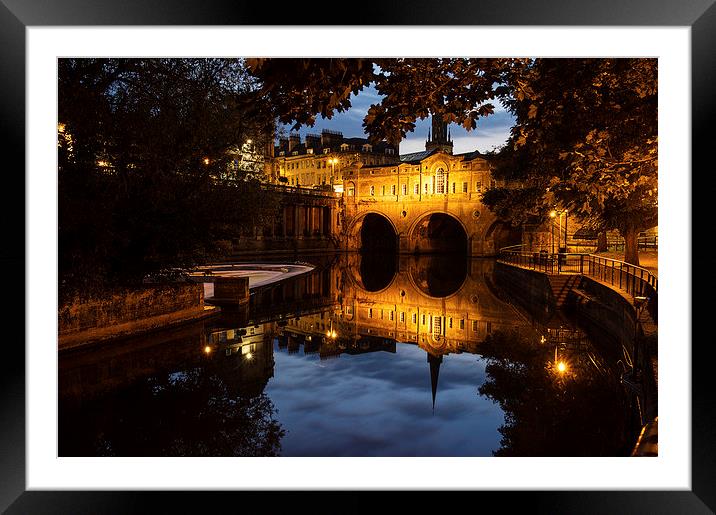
left=2, top=1, right=713, bottom=512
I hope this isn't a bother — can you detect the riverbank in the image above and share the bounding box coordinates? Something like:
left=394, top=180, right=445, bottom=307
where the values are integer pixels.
left=59, top=262, right=314, bottom=352
left=494, top=258, right=658, bottom=454
left=58, top=283, right=216, bottom=352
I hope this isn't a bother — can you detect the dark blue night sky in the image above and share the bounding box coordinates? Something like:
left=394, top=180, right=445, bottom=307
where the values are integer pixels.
left=280, top=84, right=515, bottom=155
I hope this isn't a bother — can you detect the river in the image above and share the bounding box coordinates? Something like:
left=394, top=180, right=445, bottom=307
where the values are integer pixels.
left=58, top=253, right=641, bottom=457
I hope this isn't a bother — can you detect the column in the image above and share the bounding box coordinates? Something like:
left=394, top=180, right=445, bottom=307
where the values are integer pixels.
left=295, top=204, right=303, bottom=238
left=282, top=206, right=287, bottom=238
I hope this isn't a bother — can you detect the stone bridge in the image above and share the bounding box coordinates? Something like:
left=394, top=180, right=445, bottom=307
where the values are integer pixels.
left=338, top=150, right=519, bottom=256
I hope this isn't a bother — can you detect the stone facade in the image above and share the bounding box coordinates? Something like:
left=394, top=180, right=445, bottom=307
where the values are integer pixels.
left=273, top=129, right=398, bottom=188
left=339, top=148, right=516, bottom=256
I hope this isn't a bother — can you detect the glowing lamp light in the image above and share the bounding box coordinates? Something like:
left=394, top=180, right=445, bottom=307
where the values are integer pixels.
left=550, top=210, right=557, bottom=218
left=331, top=330, right=337, bottom=338
left=57, top=123, right=66, bottom=133
left=203, top=345, right=212, bottom=354
left=540, top=335, right=546, bottom=344
left=246, top=139, right=252, bottom=144
left=203, top=157, right=210, bottom=165
left=556, top=361, right=567, bottom=373
left=245, top=352, right=253, bottom=360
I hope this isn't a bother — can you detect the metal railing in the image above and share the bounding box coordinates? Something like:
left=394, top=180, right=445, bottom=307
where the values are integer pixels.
left=497, top=249, right=658, bottom=296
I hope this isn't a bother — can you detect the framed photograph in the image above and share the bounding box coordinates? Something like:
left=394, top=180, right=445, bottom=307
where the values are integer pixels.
left=3, top=0, right=712, bottom=511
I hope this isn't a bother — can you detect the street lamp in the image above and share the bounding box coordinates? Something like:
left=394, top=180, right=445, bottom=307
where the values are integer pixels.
left=329, top=158, right=338, bottom=185
left=549, top=210, right=557, bottom=254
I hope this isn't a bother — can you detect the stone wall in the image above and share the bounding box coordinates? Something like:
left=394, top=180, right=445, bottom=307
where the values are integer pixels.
left=59, top=283, right=205, bottom=336
left=569, top=276, right=638, bottom=358
left=494, top=262, right=556, bottom=323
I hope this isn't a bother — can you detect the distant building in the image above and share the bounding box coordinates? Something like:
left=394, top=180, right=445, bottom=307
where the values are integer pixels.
left=273, top=129, right=399, bottom=189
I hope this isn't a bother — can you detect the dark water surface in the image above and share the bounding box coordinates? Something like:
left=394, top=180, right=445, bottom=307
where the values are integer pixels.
left=59, top=254, right=640, bottom=457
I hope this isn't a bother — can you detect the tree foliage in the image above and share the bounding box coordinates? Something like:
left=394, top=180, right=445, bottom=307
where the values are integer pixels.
left=483, top=58, right=657, bottom=264
left=247, top=58, right=514, bottom=144
left=59, top=59, right=280, bottom=298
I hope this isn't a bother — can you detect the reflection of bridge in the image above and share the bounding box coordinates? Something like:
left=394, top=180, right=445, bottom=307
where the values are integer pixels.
left=272, top=254, right=524, bottom=358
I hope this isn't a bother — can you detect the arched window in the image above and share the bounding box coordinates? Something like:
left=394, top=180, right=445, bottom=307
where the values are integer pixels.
left=435, top=167, right=445, bottom=194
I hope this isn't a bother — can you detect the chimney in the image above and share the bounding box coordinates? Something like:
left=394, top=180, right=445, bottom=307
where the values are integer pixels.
left=305, top=133, right=321, bottom=150
left=288, top=133, right=301, bottom=152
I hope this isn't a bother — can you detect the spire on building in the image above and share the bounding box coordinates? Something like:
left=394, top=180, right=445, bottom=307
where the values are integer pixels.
left=428, top=352, right=443, bottom=413
left=425, top=112, right=454, bottom=155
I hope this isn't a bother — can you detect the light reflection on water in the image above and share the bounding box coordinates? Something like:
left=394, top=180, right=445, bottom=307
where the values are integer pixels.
left=58, top=253, right=639, bottom=457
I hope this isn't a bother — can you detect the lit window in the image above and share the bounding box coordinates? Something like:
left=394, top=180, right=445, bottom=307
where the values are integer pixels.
left=422, top=314, right=426, bottom=325
left=436, top=168, right=445, bottom=194
left=472, top=320, right=478, bottom=331
left=402, top=184, right=407, bottom=196
left=400, top=312, right=405, bottom=323
left=369, top=308, right=373, bottom=318
left=370, top=186, right=375, bottom=196
left=412, top=313, right=417, bottom=324
left=382, top=185, right=386, bottom=196
left=424, top=183, right=428, bottom=194
left=414, top=184, right=419, bottom=195
left=390, top=311, right=394, bottom=321
left=475, top=181, right=482, bottom=192
left=452, top=182, right=456, bottom=194
left=348, top=187, right=355, bottom=196
left=391, top=185, right=396, bottom=195
left=460, top=319, right=465, bottom=330
left=449, top=318, right=453, bottom=329
left=463, top=182, right=468, bottom=193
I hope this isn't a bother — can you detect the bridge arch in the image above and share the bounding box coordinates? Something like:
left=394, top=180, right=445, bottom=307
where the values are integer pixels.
left=408, top=211, right=469, bottom=254
left=347, top=211, right=400, bottom=253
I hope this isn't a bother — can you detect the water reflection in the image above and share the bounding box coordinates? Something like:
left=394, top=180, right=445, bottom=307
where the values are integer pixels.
left=59, top=323, right=283, bottom=456
left=357, top=252, right=397, bottom=292
left=478, top=329, right=637, bottom=456
left=59, top=253, right=638, bottom=456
